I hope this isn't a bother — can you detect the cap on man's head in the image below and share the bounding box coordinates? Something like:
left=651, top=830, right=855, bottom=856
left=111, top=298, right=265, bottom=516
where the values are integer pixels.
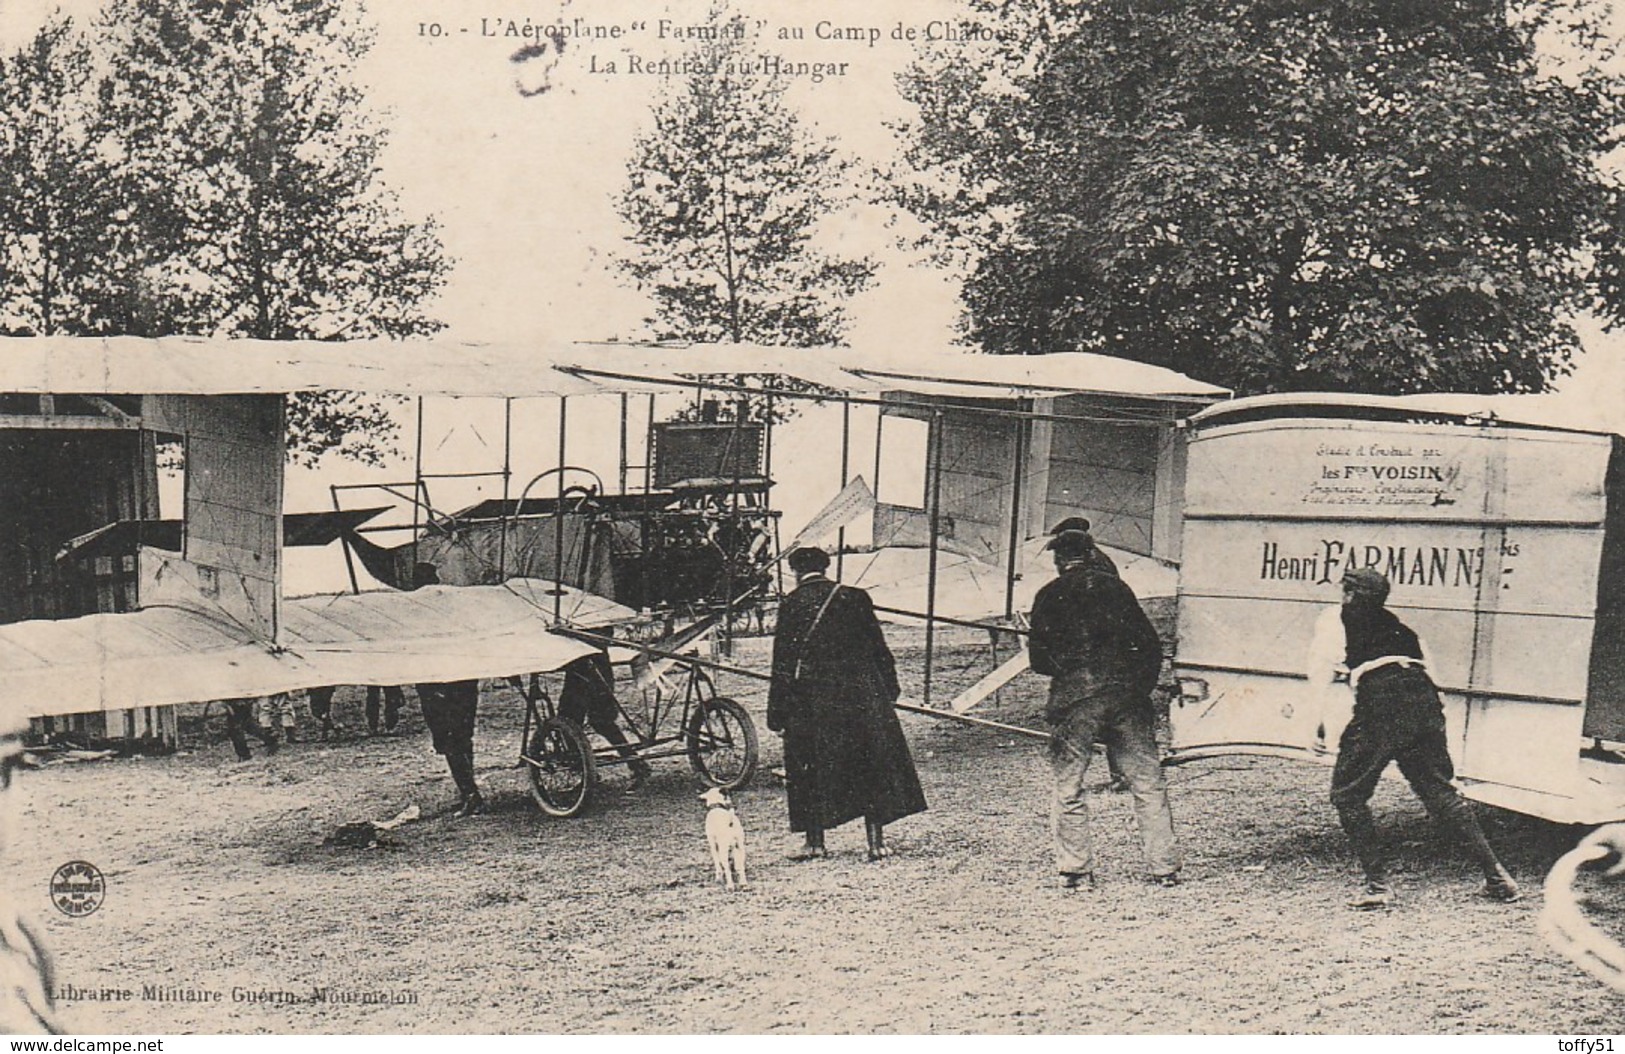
left=1044, top=529, right=1095, bottom=559
left=1048, top=517, right=1092, bottom=536
left=786, top=546, right=831, bottom=574
left=1342, top=567, right=1390, bottom=603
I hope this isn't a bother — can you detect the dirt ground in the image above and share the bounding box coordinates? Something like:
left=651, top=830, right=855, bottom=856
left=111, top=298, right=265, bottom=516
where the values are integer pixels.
left=9, top=633, right=1625, bottom=1035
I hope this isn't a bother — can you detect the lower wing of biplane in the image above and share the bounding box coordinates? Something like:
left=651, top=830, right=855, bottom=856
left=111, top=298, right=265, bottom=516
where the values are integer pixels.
left=0, top=569, right=631, bottom=720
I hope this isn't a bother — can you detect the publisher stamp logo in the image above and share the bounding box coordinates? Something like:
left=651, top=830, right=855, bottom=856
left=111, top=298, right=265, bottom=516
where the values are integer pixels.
left=50, top=860, right=105, bottom=917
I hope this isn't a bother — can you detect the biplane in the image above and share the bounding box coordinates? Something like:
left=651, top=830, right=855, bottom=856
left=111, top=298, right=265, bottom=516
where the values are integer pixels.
left=0, top=338, right=803, bottom=813
left=0, top=335, right=1225, bottom=816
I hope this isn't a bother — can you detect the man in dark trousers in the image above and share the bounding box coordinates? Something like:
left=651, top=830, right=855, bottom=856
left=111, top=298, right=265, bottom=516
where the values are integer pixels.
left=306, top=684, right=406, bottom=738
left=1029, top=528, right=1179, bottom=890
left=768, top=545, right=926, bottom=861
left=1309, top=567, right=1521, bottom=908
left=417, top=679, right=482, bottom=816
left=410, top=563, right=484, bottom=817
left=557, top=649, right=653, bottom=788
left=306, top=686, right=341, bottom=739
left=222, top=698, right=279, bottom=761
left=365, top=685, right=407, bottom=735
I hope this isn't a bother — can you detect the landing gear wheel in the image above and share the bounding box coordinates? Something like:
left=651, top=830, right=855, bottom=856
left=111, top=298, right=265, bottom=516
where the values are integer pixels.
left=686, top=697, right=758, bottom=790
left=526, top=717, right=595, bottom=817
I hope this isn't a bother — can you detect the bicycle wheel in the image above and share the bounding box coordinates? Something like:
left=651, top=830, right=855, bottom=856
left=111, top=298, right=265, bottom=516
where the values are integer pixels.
left=526, top=717, right=596, bottom=818
left=685, top=697, right=758, bottom=791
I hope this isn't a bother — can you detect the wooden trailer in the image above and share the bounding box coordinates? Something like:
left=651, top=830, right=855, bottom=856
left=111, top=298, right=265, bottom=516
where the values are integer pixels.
left=1170, top=393, right=1625, bottom=824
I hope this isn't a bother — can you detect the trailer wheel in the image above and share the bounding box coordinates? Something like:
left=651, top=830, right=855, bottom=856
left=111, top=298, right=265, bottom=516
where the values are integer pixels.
left=526, top=717, right=595, bottom=818
left=686, top=697, right=758, bottom=791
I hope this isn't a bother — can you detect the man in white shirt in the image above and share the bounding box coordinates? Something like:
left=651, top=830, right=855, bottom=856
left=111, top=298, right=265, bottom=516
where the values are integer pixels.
left=1307, top=568, right=1520, bottom=909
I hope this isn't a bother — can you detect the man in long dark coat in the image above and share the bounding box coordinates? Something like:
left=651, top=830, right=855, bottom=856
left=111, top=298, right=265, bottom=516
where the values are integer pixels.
left=767, top=546, right=926, bottom=860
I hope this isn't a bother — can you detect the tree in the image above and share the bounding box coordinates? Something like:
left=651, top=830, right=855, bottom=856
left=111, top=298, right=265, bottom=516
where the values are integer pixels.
left=613, top=12, right=875, bottom=358
left=894, top=0, right=1625, bottom=395
left=91, top=0, right=452, bottom=463
left=0, top=17, right=128, bottom=337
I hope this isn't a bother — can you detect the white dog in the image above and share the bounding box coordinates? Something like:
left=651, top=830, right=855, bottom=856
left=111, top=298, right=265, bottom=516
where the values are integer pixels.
left=700, top=787, right=748, bottom=891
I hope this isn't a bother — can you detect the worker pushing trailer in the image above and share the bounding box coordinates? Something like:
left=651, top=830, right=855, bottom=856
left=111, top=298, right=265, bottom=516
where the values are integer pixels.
left=1170, top=392, right=1625, bottom=825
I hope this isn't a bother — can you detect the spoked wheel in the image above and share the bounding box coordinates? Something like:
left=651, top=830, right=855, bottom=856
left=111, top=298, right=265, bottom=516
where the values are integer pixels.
left=526, top=717, right=596, bottom=818
left=686, top=697, right=759, bottom=790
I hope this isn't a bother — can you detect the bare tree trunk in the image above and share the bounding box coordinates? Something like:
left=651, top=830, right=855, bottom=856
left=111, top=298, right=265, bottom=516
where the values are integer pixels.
left=39, top=202, right=56, bottom=335
left=243, top=54, right=275, bottom=340
left=718, top=158, right=741, bottom=342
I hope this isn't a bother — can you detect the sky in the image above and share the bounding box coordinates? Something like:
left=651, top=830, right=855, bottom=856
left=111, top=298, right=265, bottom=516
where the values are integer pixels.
left=0, top=0, right=971, bottom=345
left=5, top=0, right=1625, bottom=371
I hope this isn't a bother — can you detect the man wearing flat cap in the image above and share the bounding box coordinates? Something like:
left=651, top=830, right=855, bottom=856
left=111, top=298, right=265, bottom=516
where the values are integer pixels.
left=1047, top=517, right=1119, bottom=578
left=1029, top=528, right=1179, bottom=890
left=1047, top=518, right=1130, bottom=790
left=768, top=545, right=926, bottom=861
left=1308, top=566, right=1520, bottom=908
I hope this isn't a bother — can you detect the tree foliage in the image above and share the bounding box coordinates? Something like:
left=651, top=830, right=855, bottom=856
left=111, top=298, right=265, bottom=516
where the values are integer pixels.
left=0, top=1, right=450, bottom=464
left=614, top=14, right=875, bottom=352
left=894, top=0, right=1625, bottom=395
left=0, top=18, right=125, bottom=337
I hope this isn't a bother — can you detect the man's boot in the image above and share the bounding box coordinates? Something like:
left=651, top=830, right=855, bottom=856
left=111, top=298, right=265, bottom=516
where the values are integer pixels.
left=790, top=826, right=826, bottom=861
left=1441, top=798, right=1521, bottom=902
left=443, top=751, right=470, bottom=808
left=384, top=688, right=404, bottom=733
left=1336, top=800, right=1390, bottom=908
left=1348, top=878, right=1394, bottom=909
left=866, top=818, right=892, bottom=862
left=449, top=751, right=484, bottom=817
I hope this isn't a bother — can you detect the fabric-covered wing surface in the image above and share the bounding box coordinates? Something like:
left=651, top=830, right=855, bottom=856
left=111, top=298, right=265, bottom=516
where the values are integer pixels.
left=0, top=580, right=617, bottom=719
